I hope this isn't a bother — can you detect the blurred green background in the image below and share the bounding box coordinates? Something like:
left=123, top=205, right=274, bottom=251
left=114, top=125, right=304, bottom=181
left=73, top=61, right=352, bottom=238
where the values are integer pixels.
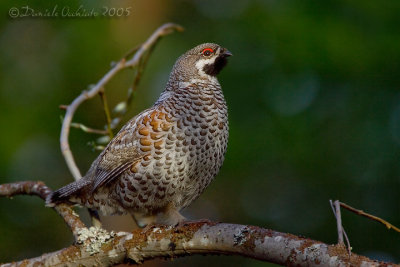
left=1, top=0, right=400, bottom=265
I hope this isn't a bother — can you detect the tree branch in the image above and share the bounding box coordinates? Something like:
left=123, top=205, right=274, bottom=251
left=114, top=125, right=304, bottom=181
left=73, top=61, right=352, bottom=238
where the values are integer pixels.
left=1, top=221, right=395, bottom=267
left=1, top=182, right=398, bottom=266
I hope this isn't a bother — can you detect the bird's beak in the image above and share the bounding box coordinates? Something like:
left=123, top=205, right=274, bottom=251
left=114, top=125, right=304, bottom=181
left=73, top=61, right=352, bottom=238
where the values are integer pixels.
left=222, top=49, right=233, bottom=57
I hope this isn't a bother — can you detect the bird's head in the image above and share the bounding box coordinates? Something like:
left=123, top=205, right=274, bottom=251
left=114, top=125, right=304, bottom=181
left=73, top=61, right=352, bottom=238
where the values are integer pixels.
left=172, top=43, right=232, bottom=83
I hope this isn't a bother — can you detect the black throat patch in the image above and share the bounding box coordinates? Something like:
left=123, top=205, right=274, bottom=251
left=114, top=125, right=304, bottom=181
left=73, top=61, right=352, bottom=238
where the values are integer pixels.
left=203, top=55, right=229, bottom=76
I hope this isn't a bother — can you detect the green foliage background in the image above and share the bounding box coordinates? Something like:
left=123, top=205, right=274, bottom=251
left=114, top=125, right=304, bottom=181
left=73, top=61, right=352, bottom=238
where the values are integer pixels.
left=1, top=0, right=399, bottom=265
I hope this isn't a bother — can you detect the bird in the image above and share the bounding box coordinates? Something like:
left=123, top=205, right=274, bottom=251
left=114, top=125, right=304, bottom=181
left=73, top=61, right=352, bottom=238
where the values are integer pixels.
left=46, top=43, right=232, bottom=227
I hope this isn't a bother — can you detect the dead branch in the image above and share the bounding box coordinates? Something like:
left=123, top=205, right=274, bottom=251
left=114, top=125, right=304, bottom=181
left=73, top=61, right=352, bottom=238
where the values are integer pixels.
left=339, top=201, right=400, bottom=233
left=59, top=22, right=184, bottom=181
left=0, top=221, right=395, bottom=267
left=0, top=181, right=86, bottom=240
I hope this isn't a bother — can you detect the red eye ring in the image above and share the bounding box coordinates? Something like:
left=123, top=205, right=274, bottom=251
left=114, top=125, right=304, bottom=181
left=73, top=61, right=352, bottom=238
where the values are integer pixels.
left=202, top=48, right=214, bottom=57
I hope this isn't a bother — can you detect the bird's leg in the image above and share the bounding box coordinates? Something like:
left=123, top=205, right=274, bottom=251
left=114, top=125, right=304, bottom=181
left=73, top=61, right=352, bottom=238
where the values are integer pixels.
left=154, top=202, right=186, bottom=226
left=131, top=207, right=185, bottom=233
left=157, top=209, right=186, bottom=226
left=133, top=203, right=186, bottom=228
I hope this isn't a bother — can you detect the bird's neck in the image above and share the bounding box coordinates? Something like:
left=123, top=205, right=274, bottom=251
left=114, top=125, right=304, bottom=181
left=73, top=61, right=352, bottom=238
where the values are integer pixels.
left=155, top=78, right=226, bottom=119
left=159, top=73, right=222, bottom=101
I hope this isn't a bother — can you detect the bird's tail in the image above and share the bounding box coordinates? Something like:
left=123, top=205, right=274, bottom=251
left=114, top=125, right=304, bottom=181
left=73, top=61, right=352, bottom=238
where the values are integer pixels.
left=46, top=178, right=90, bottom=207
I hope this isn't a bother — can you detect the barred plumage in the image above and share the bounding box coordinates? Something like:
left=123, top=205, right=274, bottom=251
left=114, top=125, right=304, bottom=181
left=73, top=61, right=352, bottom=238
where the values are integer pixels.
left=47, top=43, right=231, bottom=226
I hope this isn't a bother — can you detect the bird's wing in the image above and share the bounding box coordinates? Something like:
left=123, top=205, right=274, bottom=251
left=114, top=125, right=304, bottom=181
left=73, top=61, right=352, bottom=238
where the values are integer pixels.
left=91, top=112, right=145, bottom=191
left=92, top=124, right=140, bottom=191
left=91, top=107, right=173, bottom=191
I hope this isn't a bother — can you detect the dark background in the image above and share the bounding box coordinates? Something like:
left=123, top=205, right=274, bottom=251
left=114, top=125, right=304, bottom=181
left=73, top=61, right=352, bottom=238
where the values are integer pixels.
left=1, top=0, right=399, bottom=266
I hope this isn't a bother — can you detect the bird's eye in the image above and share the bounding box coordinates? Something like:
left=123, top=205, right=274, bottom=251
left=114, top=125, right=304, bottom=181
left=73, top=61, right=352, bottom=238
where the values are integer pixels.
left=202, top=48, right=214, bottom=57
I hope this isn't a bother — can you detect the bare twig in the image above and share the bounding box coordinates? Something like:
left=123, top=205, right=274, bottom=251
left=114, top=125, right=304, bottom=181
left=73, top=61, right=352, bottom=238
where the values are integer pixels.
left=0, top=181, right=51, bottom=199
left=122, top=43, right=141, bottom=59
left=98, top=89, right=114, bottom=138
left=70, top=123, right=108, bottom=135
left=1, top=221, right=394, bottom=267
left=329, top=200, right=352, bottom=256
left=59, top=22, right=184, bottom=181
left=59, top=104, right=68, bottom=110
left=333, top=200, right=344, bottom=244
left=340, top=201, right=400, bottom=233
left=132, top=37, right=157, bottom=91
left=0, top=181, right=86, bottom=240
